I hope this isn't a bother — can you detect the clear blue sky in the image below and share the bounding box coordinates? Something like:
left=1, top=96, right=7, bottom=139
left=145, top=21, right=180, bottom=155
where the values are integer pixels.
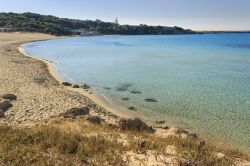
left=0, top=0, right=250, bottom=31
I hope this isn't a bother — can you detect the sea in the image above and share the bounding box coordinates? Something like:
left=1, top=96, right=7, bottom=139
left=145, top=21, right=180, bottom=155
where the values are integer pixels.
left=24, top=33, right=250, bottom=152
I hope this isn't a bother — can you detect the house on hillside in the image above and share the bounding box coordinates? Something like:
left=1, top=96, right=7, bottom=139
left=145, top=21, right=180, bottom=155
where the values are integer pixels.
left=0, top=28, right=16, bottom=32
left=71, top=29, right=100, bottom=36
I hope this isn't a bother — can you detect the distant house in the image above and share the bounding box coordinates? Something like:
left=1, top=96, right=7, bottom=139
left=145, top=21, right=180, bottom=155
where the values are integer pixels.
left=71, top=29, right=100, bottom=36
left=0, top=28, right=16, bottom=32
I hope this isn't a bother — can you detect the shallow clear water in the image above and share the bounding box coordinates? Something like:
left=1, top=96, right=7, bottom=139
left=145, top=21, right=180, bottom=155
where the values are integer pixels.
left=25, top=34, right=250, bottom=151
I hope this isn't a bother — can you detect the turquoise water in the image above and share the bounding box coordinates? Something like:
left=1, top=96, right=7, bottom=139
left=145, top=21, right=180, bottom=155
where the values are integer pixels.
left=25, top=34, right=250, bottom=151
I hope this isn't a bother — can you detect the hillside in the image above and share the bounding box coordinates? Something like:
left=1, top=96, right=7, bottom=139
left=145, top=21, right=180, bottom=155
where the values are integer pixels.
left=0, top=12, right=194, bottom=36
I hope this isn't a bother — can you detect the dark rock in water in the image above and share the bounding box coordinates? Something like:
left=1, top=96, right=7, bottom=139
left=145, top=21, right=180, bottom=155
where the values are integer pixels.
left=118, top=118, right=155, bottom=133
left=104, top=87, right=111, bottom=90
left=144, top=98, right=158, bottom=102
left=61, top=107, right=89, bottom=118
left=62, top=82, right=72, bottom=86
left=121, top=97, right=129, bottom=101
left=72, top=84, right=80, bottom=88
left=87, top=116, right=101, bottom=124
left=0, top=110, right=5, bottom=118
left=115, top=83, right=133, bottom=92
left=81, top=84, right=90, bottom=89
left=130, top=90, right=142, bottom=94
left=1, top=94, right=17, bottom=100
left=127, top=106, right=136, bottom=111
left=156, top=120, right=165, bottom=124
left=116, top=87, right=127, bottom=91
left=0, top=99, right=12, bottom=111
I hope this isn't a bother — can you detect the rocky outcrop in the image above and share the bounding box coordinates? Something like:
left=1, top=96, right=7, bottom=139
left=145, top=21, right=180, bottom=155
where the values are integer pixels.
left=61, top=107, right=90, bottom=118
left=118, top=118, right=154, bottom=133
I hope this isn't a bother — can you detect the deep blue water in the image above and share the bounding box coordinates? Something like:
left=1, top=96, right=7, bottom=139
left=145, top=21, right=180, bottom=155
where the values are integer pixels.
left=25, top=34, right=250, bottom=151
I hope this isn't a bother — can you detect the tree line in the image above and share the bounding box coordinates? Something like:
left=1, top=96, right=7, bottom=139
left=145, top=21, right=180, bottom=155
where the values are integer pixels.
left=0, top=12, right=195, bottom=36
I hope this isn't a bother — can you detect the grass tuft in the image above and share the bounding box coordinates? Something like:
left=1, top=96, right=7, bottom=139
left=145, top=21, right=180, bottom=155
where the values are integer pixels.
left=0, top=119, right=245, bottom=165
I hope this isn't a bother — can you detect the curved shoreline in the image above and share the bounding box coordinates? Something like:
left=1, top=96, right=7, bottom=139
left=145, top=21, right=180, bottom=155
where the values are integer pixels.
left=18, top=40, right=150, bottom=123
left=16, top=35, right=250, bottom=154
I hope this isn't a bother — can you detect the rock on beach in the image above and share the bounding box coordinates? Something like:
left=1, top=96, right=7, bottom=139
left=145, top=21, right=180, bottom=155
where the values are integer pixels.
left=1, top=94, right=17, bottom=100
left=0, top=99, right=12, bottom=111
left=61, top=107, right=90, bottom=118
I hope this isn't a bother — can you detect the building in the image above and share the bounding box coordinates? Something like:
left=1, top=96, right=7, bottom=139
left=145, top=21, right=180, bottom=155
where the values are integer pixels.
left=0, top=28, right=16, bottom=32
left=71, top=29, right=100, bottom=36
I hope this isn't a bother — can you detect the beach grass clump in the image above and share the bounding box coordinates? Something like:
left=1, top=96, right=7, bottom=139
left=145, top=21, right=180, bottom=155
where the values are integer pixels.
left=0, top=119, right=242, bottom=165
left=0, top=125, right=126, bottom=165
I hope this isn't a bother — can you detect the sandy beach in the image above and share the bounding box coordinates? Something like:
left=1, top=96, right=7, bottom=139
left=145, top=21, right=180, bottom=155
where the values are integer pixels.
left=0, top=32, right=123, bottom=126
left=1, top=32, right=250, bottom=165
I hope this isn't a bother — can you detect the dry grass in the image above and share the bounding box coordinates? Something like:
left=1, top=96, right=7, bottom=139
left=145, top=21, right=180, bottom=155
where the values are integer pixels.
left=0, top=118, right=244, bottom=165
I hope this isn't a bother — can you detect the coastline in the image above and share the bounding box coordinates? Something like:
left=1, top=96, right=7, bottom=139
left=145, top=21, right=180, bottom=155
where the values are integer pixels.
left=18, top=40, right=150, bottom=124
left=18, top=36, right=250, bottom=154
left=0, top=33, right=249, bottom=159
left=0, top=32, right=129, bottom=127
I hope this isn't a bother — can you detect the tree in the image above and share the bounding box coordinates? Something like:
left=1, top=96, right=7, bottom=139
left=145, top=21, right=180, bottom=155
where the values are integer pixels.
left=114, top=17, right=119, bottom=25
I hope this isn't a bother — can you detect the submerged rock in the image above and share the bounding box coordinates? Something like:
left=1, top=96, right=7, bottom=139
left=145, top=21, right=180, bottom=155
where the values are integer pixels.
left=122, top=97, right=130, bottom=101
left=62, top=82, right=72, bottom=86
left=61, top=107, right=89, bottom=118
left=130, top=90, right=142, bottom=94
left=104, top=87, right=111, bottom=90
left=115, top=83, right=133, bottom=92
left=116, top=87, right=127, bottom=91
left=1, top=94, right=17, bottom=100
left=144, top=98, right=158, bottom=102
left=118, top=118, right=154, bottom=133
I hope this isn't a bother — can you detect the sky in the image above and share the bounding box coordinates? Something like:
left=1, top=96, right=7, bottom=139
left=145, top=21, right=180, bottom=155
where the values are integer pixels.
left=0, top=0, right=250, bottom=31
